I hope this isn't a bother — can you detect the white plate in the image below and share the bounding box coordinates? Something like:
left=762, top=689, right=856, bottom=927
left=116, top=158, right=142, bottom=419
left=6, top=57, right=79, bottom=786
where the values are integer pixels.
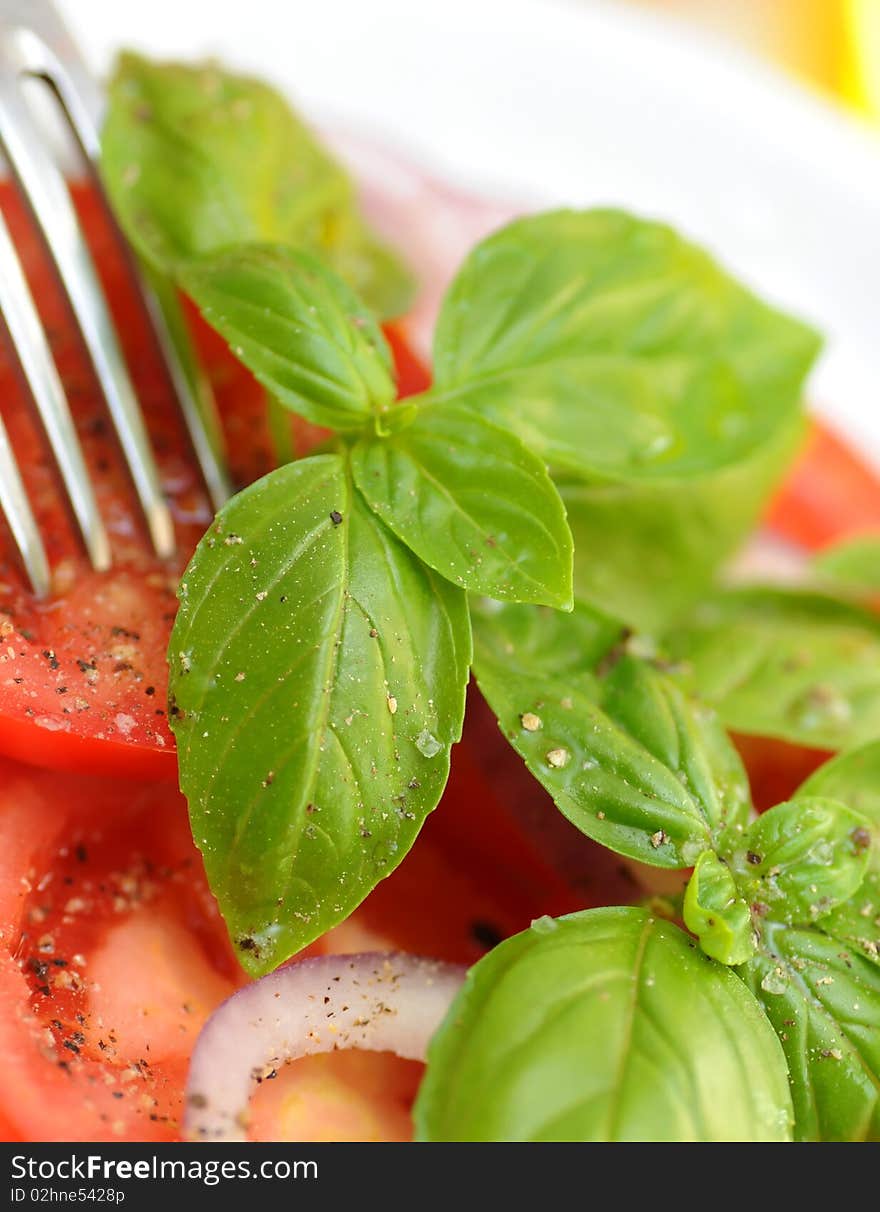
left=64, top=0, right=880, bottom=462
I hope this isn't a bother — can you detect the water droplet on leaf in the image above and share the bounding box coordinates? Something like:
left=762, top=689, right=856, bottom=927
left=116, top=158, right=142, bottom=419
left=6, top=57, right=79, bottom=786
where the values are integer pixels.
left=761, top=968, right=788, bottom=995
left=415, top=729, right=442, bottom=759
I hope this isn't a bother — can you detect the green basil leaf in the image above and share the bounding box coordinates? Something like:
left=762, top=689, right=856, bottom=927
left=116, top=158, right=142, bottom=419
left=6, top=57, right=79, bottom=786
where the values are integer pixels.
left=557, top=410, right=804, bottom=629
left=415, top=907, right=792, bottom=1142
left=433, top=210, right=818, bottom=480
left=169, top=454, right=471, bottom=975
left=797, top=741, right=880, bottom=869
left=470, top=596, right=623, bottom=680
left=352, top=404, right=573, bottom=606
left=813, top=536, right=880, bottom=594
left=730, top=798, right=871, bottom=924
left=744, top=919, right=880, bottom=1141
left=471, top=602, right=751, bottom=867
left=101, top=52, right=413, bottom=317
left=666, top=588, right=880, bottom=749
left=180, top=245, right=395, bottom=432
left=600, top=654, right=752, bottom=847
left=819, top=870, right=880, bottom=966
left=683, top=851, right=755, bottom=965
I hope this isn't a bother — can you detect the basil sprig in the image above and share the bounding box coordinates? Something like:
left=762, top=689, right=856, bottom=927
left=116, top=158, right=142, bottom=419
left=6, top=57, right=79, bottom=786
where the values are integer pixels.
left=163, top=204, right=819, bottom=975
left=168, top=237, right=576, bottom=972
left=101, top=48, right=880, bottom=1141
left=470, top=593, right=879, bottom=1139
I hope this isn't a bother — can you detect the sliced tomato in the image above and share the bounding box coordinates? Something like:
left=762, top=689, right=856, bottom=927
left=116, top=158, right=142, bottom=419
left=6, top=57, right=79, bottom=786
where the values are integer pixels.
left=0, top=184, right=429, bottom=781
left=0, top=757, right=240, bottom=1141
left=0, top=723, right=585, bottom=1143
left=765, top=418, right=880, bottom=552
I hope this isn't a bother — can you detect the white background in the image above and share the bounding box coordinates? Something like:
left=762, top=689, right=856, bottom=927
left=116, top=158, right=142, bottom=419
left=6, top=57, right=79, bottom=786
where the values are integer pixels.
left=59, top=0, right=880, bottom=458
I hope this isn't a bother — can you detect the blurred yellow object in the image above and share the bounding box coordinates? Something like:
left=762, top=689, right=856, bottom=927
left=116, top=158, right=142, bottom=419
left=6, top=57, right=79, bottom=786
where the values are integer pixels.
left=845, top=0, right=880, bottom=115
left=632, top=0, right=880, bottom=118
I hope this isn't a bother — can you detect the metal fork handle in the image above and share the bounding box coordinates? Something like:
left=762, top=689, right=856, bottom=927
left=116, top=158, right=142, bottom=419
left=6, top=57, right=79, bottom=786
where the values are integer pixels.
left=0, top=0, right=231, bottom=594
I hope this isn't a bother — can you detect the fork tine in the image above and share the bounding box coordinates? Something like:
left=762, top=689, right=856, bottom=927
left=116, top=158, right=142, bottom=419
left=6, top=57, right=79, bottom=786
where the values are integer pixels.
left=16, top=0, right=232, bottom=513
left=0, top=205, right=111, bottom=574
left=0, top=72, right=176, bottom=559
left=0, top=412, right=50, bottom=598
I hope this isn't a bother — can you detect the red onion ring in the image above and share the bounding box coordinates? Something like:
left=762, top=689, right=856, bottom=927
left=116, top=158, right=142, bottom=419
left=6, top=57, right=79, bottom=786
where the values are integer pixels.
left=184, top=951, right=465, bottom=1141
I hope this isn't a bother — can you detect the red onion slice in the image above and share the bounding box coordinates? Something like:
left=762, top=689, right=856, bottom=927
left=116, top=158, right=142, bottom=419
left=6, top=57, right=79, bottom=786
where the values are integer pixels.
left=184, top=952, right=465, bottom=1141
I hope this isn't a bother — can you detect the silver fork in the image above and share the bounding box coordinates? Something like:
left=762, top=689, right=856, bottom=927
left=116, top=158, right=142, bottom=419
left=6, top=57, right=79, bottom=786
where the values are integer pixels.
left=0, top=0, right=230, bottom=597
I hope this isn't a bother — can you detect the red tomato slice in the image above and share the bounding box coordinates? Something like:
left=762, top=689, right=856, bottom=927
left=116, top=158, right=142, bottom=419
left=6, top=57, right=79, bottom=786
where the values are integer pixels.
left=0, top=724, right=584, bottom=1143
left=765, top=418, right=880, bottom=551
left=0, top=184, right=429, bottom=781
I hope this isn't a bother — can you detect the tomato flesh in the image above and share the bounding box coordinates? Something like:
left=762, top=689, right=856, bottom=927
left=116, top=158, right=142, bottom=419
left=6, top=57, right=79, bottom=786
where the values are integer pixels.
left=0, top=725, right=584, bottom=1142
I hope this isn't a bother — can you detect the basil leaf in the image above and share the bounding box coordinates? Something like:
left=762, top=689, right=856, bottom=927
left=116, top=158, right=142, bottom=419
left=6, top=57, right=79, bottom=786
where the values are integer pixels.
left=470, top=596, right=623, bottom=679
left=730, top=798, right=871, bottom=925
left=666, top=588, right=880, bottom=749
left=101, top=52, right=413, bottom=317
left=797, top=741, right=880, bottom=868
left=600, top=654, right=752, bottom=847
left=793, top=758, right=880, bottom=956
left=352, top=404, right=573, bottom=606
left=430, top=209, right=811, bottom=628
left=820, top=870, right=880, bottom=966
left=169, top=454, right=470, bottom=974
left=744, top=920, right=880, bottom=1141
left=415, top=907, right=792, bottom=1142
left=683, top=851, right=755, bottom=966
left=558, top=410, right=803, bottom=629
left=814, top=536, right=880, bottom=594
left=180, top=245, right=395, bottom=432
left=433, top=210, right=818, bottom=480
left=471, top=602, right=751, bottom=867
